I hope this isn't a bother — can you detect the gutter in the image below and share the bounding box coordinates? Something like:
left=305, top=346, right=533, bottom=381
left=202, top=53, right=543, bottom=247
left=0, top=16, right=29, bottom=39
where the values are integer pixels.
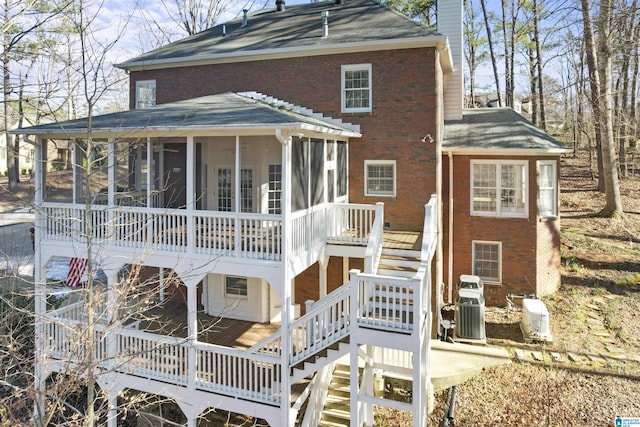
left=448, top=151, right=453, bottom=304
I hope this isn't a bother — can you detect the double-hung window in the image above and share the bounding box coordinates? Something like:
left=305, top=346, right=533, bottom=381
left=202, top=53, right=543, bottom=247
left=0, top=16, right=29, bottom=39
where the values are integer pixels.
left=472, top=241, right=501, bottom=283
left=471, top=160, right=527, bottom=217
left=135, top=80, right=156, bottom=109
left=538, top=160, right=557, bottom=217
left=342, top=64, right=372, bottom=113
left=365, top=160, right=395, bottom=197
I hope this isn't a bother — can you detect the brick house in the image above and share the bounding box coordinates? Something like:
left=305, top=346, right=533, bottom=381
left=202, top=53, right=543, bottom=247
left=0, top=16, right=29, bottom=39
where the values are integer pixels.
left=16, top=0, right=568, bottom=425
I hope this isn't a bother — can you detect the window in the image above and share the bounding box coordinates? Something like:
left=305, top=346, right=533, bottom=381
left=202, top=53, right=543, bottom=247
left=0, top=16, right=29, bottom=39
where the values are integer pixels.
left=538, top=161, right=557, bottom=217
left=342, top=64, right=372, bottom=113
left=268, top=164, right=282, bottom=214
left=136, top=80, right=156, bottom=109
left=473, top=241, right=501, bottom=283
left=225, top=276, right=248, bottom=297
left=471, top=160, right=527, bottom=217
left=365, top=160, right=395, bottom=197
left=241, top=168, right=253, bottom=213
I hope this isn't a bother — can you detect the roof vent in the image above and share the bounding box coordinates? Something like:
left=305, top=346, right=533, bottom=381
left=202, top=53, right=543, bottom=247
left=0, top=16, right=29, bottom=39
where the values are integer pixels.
left=276, top=0, right=285, bottom=11
left=242, top=9, right=248, bottom=27
left=321, top=11, right=329, bottom=38
left=222, top=24, right=226, bottom=36
left=335, top=0, right=343, bottom=4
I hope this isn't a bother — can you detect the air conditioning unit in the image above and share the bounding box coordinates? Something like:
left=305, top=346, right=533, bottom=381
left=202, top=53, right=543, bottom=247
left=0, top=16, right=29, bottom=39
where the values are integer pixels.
left=521, top=298, right=553, bottom=343
left=459, top=274, right=484, bottom=293
left=454, top=288, right=486, bottom=344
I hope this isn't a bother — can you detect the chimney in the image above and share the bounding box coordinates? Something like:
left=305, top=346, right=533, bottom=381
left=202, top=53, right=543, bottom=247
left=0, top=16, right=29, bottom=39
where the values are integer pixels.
left=276, top=0, right=285, bottom=11
left=242, top=9, right=248, bottom=27
left=437, top=0, right=463, bottom=120
left=321, top=11, right=329, bottom=38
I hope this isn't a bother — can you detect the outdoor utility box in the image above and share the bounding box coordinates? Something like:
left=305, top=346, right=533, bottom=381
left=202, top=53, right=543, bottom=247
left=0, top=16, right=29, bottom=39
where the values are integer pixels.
left=454, top=288, right=486, bottom=344
left=459, top=274, right=484, bottom=294
left=521, top=298, right=553, bottom=342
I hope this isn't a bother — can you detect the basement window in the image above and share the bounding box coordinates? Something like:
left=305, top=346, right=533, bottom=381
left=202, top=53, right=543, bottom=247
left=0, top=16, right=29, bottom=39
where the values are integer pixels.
left=225, top=276, right=248, bottom=298
left=472, top=241, right=501, bottom=283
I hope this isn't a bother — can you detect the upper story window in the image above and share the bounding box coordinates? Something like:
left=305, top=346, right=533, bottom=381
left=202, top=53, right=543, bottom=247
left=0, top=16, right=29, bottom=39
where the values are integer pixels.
left=538, top=160, right=557, bottom=218
left=342, top=64, right=372, bottom=113
left=471, top=160, right=527, bottom=218
left=365, top=160, right=395, bottom=197
left=135, top=80, right=156, bottom=109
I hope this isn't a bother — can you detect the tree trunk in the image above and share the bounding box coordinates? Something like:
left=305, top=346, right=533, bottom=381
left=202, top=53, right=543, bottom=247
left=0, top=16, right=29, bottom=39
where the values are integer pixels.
left=581, top=0, right=605, bottom=191
left=480, top=0, right=502, bottom=107
left=596, top=0, right=624, bottom=217
left=533, top=0, right=546, bottom=130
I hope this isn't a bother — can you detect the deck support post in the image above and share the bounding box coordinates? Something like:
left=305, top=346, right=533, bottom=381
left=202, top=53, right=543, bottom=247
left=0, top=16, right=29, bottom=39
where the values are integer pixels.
left=319, top=255, right=329, bottom=298
left=187, top=284, right=198, bottom=390
left=106, top=392, right=117, bottom=427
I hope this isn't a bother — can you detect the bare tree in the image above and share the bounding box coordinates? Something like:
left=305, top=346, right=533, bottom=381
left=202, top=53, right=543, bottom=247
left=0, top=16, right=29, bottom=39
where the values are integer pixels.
left=464, top=0, right=489, bottom=107
left=480, top=0, right=502, bottom=106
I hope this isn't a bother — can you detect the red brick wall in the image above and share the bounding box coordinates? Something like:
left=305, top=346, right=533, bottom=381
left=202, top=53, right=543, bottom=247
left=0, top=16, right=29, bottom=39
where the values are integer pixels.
left=130, top=48, right=440, bottom=230
left=441, top=155, right=560, bottom=306
left=294, top=256, right=364, bottom=315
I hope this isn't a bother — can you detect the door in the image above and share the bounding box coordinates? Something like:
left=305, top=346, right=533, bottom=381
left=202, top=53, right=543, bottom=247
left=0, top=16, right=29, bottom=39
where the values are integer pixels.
left=215, top=166, right=254, bottom=212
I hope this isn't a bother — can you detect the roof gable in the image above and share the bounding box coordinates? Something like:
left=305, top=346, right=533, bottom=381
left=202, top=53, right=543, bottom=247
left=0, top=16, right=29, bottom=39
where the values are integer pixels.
left=117, top=0, right=446, bottom=70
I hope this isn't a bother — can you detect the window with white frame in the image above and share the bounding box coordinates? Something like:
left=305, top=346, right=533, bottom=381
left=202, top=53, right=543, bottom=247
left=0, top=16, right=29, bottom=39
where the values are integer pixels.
left=472, top=241, right=501, bottom=283
left=538, top=160, right=557, bottom=217
left=341, top=64, right=372, bottom=113
left=135, top=80, right=156, bottom=109
left=268, top=164, right=281, bottom=214
left=225, top=276, right=248, bottom=297
left=471, top=160, right=527, bottom=217
left=365, top=160, right=395, bottom=197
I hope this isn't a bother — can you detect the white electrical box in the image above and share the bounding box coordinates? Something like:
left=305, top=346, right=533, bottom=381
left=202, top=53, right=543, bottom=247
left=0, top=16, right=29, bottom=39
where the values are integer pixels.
left=521, top=298, right=553, bottom=342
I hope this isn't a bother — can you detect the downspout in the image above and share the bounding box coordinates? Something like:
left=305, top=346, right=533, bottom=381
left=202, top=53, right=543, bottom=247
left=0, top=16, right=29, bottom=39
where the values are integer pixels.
left=448, top=151, right=454, bottom=304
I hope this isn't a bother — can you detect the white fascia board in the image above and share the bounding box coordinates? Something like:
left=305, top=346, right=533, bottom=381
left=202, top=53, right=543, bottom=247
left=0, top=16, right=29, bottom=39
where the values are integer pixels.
left=116, top=36, right=449, bottom=72
left=15, top=123, right=361, bottom=140
left=441, top=147, right=573, bottom=156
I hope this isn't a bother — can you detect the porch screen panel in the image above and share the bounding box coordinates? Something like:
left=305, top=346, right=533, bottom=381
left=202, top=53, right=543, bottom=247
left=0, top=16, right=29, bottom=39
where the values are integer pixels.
left=292, top=136, right=309, bottom=212
left=76, top=139, right=109, bottom=205
left=310, top=138, right=324, bottom=206
left=337, top=141, right=347, bottom=197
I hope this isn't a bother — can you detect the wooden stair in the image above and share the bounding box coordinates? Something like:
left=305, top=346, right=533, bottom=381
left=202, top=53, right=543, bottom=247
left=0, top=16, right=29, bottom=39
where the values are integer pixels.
left=376, top=248, right=421, bottom=278
left=319, top=364, right=352, bottom=427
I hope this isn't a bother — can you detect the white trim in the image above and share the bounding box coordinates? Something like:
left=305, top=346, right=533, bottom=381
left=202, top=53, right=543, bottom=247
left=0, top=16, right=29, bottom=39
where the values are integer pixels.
left=442, top=147, right=572, bottom=156
left=341, top=64, right=372, bottom=113
left=364, top=160, right=396, bottom=197
left=470, top=159, right=528, bottom=219
left=472, top=240, right=502, bottom=283
left=538, top=160, right=557, bottom=218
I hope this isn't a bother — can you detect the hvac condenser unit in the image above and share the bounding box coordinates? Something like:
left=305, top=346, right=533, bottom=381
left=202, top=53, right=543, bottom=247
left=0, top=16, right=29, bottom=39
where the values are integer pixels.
left=459, top=274, right=484, bottom=293
left=521, top=298, right=553, bottom=343
left=454, top=289, right=486, bottom=344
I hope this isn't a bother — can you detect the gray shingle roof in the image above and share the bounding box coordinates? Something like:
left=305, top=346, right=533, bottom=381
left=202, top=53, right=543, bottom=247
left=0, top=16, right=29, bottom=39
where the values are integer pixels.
left=116, top=0, right=444, bottom=70
left=443, top=108, right=571, bottom=154
left=13, top=92, right=361, bottom=138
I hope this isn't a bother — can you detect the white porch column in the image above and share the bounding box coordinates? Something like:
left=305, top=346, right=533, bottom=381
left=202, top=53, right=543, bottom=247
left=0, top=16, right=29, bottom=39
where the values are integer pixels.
left=33, top=137, right=47, bottom=426
left=107, top=139, right=115, bottom=246
left=159, top=267, right=166, bottom=302
left=277, top=129, right=293, bottom=426
left=187, top=284, right=198, bottom=390
left=319, top=255, right=329, bottom=298
left=235, top=135, right=241, bottom=213
left=107, top=392, right=118, bottom=427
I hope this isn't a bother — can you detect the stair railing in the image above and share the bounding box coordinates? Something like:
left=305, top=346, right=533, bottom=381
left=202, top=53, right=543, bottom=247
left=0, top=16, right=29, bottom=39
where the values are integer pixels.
left=364, top=202, right=384, bottom=274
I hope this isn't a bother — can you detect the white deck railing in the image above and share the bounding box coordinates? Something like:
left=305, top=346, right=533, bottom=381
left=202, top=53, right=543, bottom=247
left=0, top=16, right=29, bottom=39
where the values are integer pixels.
left=41, top=202, right=378, bottom=262
left=42, top=315, right=283, bottom=405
